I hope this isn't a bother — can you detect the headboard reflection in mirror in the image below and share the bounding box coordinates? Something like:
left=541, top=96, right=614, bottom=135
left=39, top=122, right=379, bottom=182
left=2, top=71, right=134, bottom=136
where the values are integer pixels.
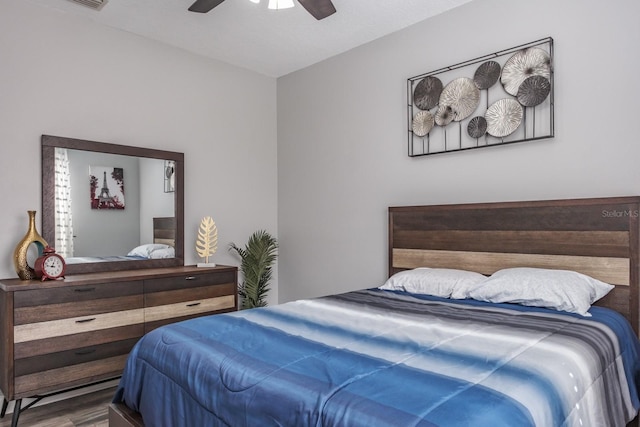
left=41, top=135, right=184, bottom=275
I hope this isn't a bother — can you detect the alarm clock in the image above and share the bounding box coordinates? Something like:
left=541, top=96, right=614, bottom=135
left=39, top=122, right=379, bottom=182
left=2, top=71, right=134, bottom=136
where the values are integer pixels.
left=34, top=246, right=66, bottom=281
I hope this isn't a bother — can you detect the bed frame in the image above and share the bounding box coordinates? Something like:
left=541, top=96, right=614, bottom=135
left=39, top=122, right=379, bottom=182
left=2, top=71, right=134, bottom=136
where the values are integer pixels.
left=110, top=196, right=640, bottom=426
left=389, top=196, right=640, bottom=337
left=152, top=217, right=176, bottom=247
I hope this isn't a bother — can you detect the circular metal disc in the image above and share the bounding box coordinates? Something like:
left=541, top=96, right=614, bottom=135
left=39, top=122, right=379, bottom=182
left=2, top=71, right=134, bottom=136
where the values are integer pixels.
left=485, top=98, right=523, bottom=137
left=413, top=76, right=443, bottom=110
left=412, top=110, right=435, bottom=137
left=517, top=75, right=551, bottom=107
left=467, top=116, right=488, bottom=138
left=435, top=105, right=454, bottom=126
left=473, top=61, right=501, bottom=90
left=439, top=77, right=480, bottom=122
left=501, top=47, right=551, bottom=96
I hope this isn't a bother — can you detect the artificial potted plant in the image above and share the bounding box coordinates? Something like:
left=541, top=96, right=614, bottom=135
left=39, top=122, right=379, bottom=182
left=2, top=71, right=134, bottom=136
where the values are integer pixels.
left=229, top=230, right=278, bottom=309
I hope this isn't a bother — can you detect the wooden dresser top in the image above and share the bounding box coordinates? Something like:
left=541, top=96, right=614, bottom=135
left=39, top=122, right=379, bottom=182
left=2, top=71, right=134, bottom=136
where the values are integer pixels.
left=0, top=265, right=237, bottom=292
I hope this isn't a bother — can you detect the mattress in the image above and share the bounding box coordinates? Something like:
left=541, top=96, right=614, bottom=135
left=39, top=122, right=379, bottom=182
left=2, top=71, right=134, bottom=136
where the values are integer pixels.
left=114, top=289, right=640, bottom=426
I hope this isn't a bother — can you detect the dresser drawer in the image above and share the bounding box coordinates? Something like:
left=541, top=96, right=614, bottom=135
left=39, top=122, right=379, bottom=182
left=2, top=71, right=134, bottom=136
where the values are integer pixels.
left=144, top=271, right=236, bottom=293
left=14, top=308, right=144, bottom=343
left=15, top=338, right=139, bottom=378
left=14, top=354, right=129, bottom=397
left=14, top=281, right=144, bottom=325
left=14, top=281, right=143, bottom=307
left=145, top=279, right=236, bottom=332
left=14, top=324, right=144, bottom=359
left=145, top=294, right=236, bottom=323
left=145, top=282, right=236, bottom=307
left=15, top=294, right=143, bottom=325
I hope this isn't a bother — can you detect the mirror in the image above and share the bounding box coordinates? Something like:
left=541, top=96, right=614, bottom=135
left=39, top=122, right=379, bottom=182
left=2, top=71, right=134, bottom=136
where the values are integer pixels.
left=42, top=135, right=184, bottom=275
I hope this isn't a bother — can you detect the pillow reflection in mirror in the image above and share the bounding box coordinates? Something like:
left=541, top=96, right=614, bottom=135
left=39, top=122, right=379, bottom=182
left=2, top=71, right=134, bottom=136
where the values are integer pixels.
left=148, top=247, right=175, bottom=259
left=128, top=243, right=170, bottom=258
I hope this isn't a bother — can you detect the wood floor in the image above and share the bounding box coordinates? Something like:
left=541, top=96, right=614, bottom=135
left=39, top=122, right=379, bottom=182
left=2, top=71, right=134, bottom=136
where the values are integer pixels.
left=0, top=387, right=114, bottom=427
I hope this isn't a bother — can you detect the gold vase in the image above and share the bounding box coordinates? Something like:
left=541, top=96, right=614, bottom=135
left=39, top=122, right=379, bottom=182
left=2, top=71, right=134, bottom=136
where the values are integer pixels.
left=13, top=210, right=48, bottom=280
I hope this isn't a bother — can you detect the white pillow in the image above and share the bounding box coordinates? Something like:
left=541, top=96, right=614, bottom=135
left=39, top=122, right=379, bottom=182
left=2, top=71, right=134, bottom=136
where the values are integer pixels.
left=148, top=247, right=175, bottom=259
left=462, top=267, right=614, bottom=316
left=379, top=267, right=487, bottom=298
left=127, top=243, right=170, bottom=258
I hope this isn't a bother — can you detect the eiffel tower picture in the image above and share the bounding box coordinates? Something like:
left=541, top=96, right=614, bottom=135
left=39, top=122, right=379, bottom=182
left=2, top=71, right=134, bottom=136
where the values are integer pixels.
left=98, top=171, right=115, bottom=206
left=90, top=166, right=125, bottom=210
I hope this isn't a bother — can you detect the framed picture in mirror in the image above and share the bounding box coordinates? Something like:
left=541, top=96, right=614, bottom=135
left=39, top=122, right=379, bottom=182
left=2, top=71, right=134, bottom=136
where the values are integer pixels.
left=164, top=160, right=175, bottom=193
left=90, top=165, right=125, bottom=209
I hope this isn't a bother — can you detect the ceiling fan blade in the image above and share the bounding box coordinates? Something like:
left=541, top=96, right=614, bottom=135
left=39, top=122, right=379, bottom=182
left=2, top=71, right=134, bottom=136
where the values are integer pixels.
left=297, top=0, right=336, bottom=20
left=188, top=0, right=226, bottom=13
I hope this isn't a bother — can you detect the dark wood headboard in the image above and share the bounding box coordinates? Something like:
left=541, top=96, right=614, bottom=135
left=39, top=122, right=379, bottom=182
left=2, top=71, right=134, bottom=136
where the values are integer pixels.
left=153, top=217, right=176, bottom=247
left=389, top=196, right=640, bottom=336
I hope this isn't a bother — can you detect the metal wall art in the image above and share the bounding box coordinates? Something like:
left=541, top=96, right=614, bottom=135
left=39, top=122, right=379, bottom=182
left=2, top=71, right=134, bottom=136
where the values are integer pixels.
left=407, top=37, right=554, bottom=157
left=164, top=160, right=176, bottom=193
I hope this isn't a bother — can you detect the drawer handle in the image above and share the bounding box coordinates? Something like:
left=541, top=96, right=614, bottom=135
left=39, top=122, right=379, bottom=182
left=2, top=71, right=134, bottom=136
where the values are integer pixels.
left=74, top=287, right=96, bottom=293
left=75, top=349, right=96, bottom=356
left=75, top=317, right=96, bottom=324
left=185, top=276, right=197, bottom=281
left=186, top=302, right=201, bottom=307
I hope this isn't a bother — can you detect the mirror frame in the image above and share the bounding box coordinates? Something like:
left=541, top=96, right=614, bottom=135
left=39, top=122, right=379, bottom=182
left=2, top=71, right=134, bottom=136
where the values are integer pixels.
left=42, top=134, right=184, bottom=275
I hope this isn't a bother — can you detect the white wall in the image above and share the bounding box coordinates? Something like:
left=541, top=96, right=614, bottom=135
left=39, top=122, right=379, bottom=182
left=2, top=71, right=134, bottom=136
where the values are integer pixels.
left=277, top=0, right=640, bottom=302
left=67, top=150, right=141, bottom=256
left=0, top=1, right=279, bottom=300
left=139, top=157, right=175, bottom=246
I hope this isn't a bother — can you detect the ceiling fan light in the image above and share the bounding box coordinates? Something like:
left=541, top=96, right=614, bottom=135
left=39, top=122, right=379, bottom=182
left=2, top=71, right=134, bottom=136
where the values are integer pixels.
left=268, top=0, right=294, bottom=10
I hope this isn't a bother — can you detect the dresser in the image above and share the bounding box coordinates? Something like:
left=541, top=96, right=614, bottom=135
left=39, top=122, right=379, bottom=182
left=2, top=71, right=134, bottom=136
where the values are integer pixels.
left=0, top=264, right=237, bottom=425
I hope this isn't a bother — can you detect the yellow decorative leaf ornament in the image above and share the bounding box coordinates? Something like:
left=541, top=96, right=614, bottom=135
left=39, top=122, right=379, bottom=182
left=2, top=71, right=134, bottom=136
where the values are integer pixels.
left=196, top=216, right=218, bottom=266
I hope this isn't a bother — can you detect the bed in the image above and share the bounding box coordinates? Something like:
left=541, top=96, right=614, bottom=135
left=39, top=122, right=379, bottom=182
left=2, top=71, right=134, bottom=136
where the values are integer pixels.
left=66, top=217, right=176, bottom=264
left=110, top=197, right=640, bottom=427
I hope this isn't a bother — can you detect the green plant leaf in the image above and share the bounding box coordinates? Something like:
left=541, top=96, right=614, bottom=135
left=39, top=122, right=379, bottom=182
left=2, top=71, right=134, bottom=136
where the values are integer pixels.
left=229, top=230, right=278, bottom=310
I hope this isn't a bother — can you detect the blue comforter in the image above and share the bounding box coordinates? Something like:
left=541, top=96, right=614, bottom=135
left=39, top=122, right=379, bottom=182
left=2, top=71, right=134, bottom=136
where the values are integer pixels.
left=114, top=289, right=640, bottom=426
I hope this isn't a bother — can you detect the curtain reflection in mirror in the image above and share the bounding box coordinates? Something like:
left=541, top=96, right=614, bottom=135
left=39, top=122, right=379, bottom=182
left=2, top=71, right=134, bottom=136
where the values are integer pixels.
left=54, top=148, right=74, bottom=258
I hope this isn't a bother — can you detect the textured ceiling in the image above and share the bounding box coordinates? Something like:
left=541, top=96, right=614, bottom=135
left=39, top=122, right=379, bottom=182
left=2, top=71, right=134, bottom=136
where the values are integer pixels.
left=24, top=0, right=473, bottom=77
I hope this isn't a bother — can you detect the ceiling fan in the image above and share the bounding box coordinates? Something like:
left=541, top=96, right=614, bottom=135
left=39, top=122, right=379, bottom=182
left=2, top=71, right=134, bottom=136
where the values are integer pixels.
left=188, top=0, right=336, bottom=20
